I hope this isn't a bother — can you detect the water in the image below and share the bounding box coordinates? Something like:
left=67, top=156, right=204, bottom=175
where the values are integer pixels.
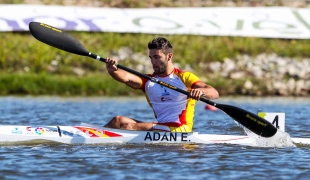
left=0, top=96, right=310, bottom=179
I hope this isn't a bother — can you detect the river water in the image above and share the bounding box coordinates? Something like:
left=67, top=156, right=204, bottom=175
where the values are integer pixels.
left=0, top=96, right=309, bottom=179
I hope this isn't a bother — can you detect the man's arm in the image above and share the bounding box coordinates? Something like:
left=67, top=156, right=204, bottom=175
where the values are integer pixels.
left=106, top=57, right=142, bottom=89
left=190, top=81, right=219, bottom=100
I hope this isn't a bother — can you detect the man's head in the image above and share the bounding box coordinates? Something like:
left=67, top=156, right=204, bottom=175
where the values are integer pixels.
left=148, top=37, right=174, bottom=75
left=148, top=37, right=173, bottom=54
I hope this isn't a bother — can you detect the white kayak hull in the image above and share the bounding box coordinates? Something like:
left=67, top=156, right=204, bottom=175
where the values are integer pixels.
left=1, top=124, right=309, bottom=146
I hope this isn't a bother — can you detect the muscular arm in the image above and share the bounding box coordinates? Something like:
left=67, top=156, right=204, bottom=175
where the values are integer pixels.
left=190, top=81, right=219, bottom=100
left=106, top=57, right=141, bottom=89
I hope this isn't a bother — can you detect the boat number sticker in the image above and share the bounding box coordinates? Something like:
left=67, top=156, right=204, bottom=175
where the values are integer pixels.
left=258, top=112, right=285, bottom=132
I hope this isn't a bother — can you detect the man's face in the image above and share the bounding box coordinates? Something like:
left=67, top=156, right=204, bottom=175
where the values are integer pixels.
left=148, top=49, right=171, bottom=75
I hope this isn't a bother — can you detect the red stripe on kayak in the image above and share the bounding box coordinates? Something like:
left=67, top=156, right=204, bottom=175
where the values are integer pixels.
left=103, top=130, right=122, bottom=137
left=210, top=136, right=249, bottom=142
left=74, top=126, right=122, bottom=137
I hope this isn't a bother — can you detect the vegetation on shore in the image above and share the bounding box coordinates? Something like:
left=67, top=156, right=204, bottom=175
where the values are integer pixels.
left=2, top=32, right=310, bottom=73
left=0, top=72, right=140, bottom=96
left=1, top=32, right=309, bottom=96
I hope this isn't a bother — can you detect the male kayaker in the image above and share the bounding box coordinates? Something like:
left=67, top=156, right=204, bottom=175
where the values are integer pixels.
left=104, top=37, right=219, bottom=132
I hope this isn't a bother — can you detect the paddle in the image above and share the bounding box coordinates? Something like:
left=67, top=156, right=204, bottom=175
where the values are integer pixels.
left=29, top=22, right=277, bottom=138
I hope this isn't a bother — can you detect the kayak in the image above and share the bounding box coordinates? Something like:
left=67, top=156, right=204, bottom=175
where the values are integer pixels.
left=23, top=22, right=308, bottom=147
left=1, top=123, right=309, bottom=146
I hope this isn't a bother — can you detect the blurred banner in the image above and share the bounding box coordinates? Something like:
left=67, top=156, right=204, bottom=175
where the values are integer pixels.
left=1, top=5, right=310, bottom=39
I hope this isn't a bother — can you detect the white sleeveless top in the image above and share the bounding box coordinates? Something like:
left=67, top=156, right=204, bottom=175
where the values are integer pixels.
left=138, top=68, right=201, bottom=127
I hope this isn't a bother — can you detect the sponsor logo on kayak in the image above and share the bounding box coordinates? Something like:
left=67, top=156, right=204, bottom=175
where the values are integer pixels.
left=35, top=127, right=45, bottom=135
left=61, top=130, right=83, bottom=137
left=11, top=127, right=23, bottom=134
left=44, top=128, right=58, bottom=134
left=34, top=127, right=58, bottom=135
left=144, top=132, right=189, bottom=142
left=25, top=126, right=33, bottom=135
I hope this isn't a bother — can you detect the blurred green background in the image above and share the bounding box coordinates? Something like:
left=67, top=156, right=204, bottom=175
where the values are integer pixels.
left=1, top=0, right=310, bottom=96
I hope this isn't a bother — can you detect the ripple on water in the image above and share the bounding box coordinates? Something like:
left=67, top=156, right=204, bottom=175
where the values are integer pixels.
left=0, top=96, right=310, bottom=179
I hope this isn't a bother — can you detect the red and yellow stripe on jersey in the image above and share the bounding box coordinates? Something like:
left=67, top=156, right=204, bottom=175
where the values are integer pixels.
left=138, top=68, right=201, bottom=132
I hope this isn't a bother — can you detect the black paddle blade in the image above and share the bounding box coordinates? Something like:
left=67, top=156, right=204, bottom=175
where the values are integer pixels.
left=29, top=22, right=89, bottom=56
left=215, top=103, right=277, bottom=137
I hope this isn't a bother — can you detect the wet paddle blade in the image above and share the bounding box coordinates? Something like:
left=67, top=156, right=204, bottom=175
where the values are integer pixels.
left=214, top=103, right=277, bottom=137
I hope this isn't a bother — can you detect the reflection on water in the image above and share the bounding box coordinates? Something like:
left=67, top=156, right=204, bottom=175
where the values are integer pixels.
left=0, top=96, right=310, bottom=179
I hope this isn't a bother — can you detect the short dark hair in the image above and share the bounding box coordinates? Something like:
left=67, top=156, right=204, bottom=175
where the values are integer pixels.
left=148, top=37, right=173, bottom=54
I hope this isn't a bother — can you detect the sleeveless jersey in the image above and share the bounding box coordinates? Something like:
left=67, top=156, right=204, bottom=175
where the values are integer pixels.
left=138, top=68, right=201, bottom=131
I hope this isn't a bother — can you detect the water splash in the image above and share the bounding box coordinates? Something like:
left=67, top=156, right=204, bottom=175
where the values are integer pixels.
left=244, top=128, right=295, bottom=148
